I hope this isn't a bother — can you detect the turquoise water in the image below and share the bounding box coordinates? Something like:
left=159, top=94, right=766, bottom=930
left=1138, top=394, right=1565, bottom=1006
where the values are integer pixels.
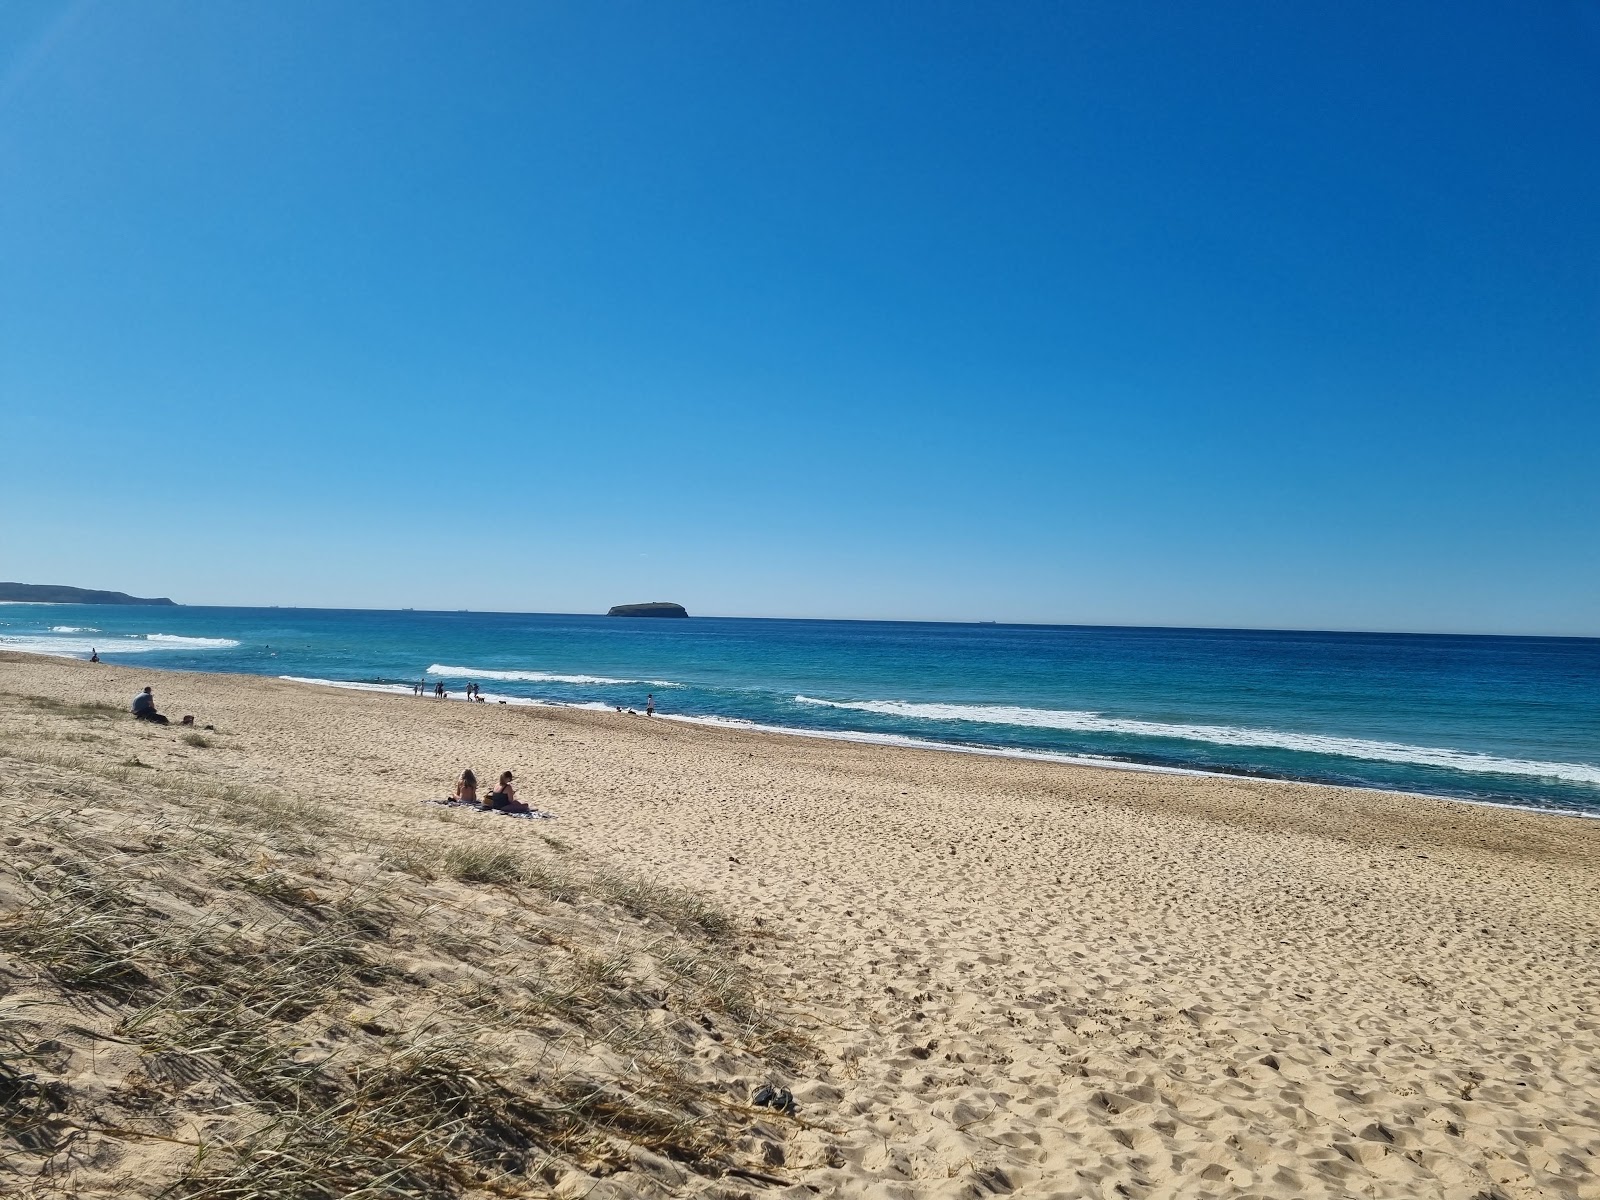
left=4, top=604, right=1598, bottom=815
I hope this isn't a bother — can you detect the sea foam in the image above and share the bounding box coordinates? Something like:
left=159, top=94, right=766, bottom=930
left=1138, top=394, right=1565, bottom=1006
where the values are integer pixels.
left=794, top=696, right=1600, bottom=787
left=1, top=631, right=240, bottom=658
left=427, top=664, right=680, bottom=687
left=281, top=676, right=550, bottom=707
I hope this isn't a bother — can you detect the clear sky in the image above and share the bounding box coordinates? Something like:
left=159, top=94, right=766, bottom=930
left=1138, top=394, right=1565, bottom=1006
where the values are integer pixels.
left=2, top=2, right=1596, bottom=633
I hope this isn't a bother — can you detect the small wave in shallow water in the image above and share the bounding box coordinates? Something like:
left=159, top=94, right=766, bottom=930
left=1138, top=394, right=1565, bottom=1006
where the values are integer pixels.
left=281, top=676, right=551, bottom=706
left=427, top=663, right=680, bottom=687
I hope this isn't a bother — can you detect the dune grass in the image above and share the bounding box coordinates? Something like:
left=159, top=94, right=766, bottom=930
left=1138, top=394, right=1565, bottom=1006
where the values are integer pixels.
left=0, top=688, right=811, bottom=1198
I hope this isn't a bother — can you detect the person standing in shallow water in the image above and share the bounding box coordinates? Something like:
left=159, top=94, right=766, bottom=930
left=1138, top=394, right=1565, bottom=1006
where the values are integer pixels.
left=645, top=693, right=655, bottom=716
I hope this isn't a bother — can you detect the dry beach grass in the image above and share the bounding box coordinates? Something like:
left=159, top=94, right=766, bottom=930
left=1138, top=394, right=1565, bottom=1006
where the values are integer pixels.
left=1, top=653, right=1597, bottom=1199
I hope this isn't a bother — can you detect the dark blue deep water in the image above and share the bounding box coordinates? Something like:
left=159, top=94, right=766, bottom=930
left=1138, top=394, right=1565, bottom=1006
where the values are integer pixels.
left=4, top=605, right=1597, bottom=815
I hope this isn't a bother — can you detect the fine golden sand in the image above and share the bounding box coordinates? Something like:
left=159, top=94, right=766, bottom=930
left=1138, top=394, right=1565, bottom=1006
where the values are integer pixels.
left=2, top=653, right=1597, bottom=1199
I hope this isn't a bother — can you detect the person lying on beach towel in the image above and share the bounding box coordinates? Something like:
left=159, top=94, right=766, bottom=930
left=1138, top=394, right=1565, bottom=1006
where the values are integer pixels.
left=451, top=769, right=479, bottom=806
left=131, top=686, right=169, bottom=725
left=486, top=770, right=531, bottom=814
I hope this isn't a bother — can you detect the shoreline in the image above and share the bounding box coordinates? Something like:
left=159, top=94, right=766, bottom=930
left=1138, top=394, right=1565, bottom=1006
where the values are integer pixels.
left=9, top=644, right=1600, bottom=828
left=6, top=620, right=1596, bottom=814
left=32, top=648, right=1598, bottom=824
left=10, top=648, right=1598, bottom=851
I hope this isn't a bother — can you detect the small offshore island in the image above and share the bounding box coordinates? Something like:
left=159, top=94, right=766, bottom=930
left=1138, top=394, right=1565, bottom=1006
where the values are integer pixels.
left=0, top=581, right=176, bottom=605
left=606, top=601, right=689, bottom=618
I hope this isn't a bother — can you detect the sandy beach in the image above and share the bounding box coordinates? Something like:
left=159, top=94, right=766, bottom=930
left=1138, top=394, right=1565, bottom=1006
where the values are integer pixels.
left=2, top=652, right=1597, bottom=1199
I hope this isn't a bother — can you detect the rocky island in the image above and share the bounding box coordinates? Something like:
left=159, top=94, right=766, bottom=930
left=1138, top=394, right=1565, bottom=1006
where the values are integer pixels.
left=606, top=602, right=689, bottom=618
left=0, top=582, right=176, bottom=605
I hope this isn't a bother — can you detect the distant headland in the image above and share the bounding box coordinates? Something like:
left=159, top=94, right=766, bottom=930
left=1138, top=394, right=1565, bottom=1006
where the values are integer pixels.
left=0, top=582, right=177, bottom=606
left=606, top=602, right=689, bottom=618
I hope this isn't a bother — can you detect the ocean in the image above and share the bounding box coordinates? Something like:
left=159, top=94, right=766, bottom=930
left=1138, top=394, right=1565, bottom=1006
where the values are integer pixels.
left=3, top=604, right=1597, bottom=816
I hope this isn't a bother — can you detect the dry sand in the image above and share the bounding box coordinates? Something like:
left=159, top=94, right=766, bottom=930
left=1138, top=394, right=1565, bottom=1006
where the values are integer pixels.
left=3, top=654, right=1598, bottom=1199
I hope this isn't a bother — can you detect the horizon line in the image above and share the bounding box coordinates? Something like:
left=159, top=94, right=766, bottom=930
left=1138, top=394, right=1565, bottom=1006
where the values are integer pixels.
left=9, top=598, right=1595, bottom=641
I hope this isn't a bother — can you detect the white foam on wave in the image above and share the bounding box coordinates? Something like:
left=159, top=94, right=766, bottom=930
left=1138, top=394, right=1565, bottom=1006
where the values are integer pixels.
left=427, top=663, right=680, bottom=687
left=1, top=636, right=105, bottom=658
left=658, top=712, right=1196, bottom=775
left=794, top=696, right=1600, bottom=787
left=2, top=633, right=233, bottom=657
left=143, top=633, right=241, bottom=648
left=280, top=676, right=416, bottom=697
left=280, top=676, right=550, bottom=707
left=51, top=625, right=99, bottom=633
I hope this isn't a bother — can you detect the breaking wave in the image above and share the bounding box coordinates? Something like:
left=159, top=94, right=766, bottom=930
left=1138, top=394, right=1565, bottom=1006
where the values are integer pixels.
left=793, top=696, right=1600, bottom=787
left=427, top=664, right=680, bottom=687
left=2, top=632, right=236, bottom=657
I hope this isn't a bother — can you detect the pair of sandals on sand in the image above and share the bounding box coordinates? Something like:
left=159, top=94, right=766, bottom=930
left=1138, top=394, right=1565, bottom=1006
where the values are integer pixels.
left=421, top=798, right=557, bottom=821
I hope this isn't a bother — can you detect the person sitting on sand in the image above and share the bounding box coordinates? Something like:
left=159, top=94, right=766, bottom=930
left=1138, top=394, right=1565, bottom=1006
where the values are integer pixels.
left=131, top=686, right=169, bottom=725
left=486, top=770, right=531, bottom=814
left=89, top=648, right=100, bottom=663
left=451, top=769, right=479, bottom=805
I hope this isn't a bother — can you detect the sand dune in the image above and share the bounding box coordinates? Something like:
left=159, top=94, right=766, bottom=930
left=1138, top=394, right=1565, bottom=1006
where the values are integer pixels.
left=2, top=653, right=1596, bottom=1198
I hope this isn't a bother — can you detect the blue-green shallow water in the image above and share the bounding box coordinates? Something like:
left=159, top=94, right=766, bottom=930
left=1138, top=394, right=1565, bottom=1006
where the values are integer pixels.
left=4, top=605, right=1597, bottom=815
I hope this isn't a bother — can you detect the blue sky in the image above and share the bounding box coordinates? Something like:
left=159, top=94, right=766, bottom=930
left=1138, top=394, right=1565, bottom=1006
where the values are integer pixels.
left=2, top=2, right=1596, bottom=633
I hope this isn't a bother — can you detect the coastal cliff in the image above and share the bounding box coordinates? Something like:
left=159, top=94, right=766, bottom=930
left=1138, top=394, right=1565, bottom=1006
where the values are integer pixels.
left=0, top=582, right=176, bottom=605
left=607, top=602, right=689, bottom=618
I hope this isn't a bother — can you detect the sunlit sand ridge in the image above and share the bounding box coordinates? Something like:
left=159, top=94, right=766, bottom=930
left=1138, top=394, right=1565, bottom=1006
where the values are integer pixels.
left=2, top=653, right=1596, bottom=1198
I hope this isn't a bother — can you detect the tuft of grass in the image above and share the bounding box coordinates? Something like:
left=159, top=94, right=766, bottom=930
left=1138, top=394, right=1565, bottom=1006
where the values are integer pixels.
left=572, top=948, right=633, bottom=990
left=214, top=788, right=339, bottom=857
left=121, top=756, right=153, bottom=769
left=22, top=695, right=121, bottom=720
left=226, top=866, right=323, bottom=910
left=441, top=843, right=524, bottom=885
left=519, top=860, right=582, bottom=904
left=182, top=732, right=213, bottom=748
left=598, top=873, right=738, bottom=941
left=0, top=863, right=160, bottom=998
left=379, top=838, right=438, bottom=880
